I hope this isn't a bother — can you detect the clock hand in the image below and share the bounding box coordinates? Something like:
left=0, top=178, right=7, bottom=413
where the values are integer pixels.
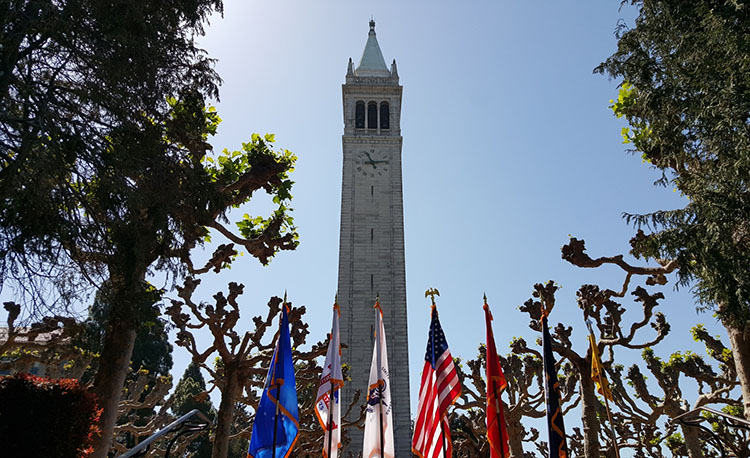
left=364, top=152, right=374, bottom=162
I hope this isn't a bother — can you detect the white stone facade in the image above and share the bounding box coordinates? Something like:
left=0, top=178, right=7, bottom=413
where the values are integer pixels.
left=337, top=23, right=411, bottom=458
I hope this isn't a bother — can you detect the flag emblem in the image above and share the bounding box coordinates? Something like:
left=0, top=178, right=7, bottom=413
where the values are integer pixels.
left=315, top=301, right=345, bottom=458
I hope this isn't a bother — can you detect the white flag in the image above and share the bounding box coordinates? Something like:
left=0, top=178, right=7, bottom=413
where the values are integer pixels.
left=315, top=301, right=344, bottom=458
left=363, top=300, right=394, bottom=458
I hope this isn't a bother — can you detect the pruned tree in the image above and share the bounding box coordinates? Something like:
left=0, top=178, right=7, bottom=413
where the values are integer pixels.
left=507, top=275, right=676, bottom=458
left=563, top=237, right=743, bottom=457
left=166, top=274, right=369, bottom=458
left=0, top=301, right=92, bottom=379
left=166, top=276, right=328, bottom=458
left=451, top=347, right=565, bottom=458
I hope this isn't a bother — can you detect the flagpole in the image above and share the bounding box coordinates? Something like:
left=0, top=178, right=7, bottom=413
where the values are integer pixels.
left=375, top=295, right=385, bottom=458
left=272, top=380, right=280, bottom=458
left=326, top=297, right=337, bottom=458
left=327, top=379, right=335, bottom=457
left=427, top=290, right=449, bottom=458
left=586, top=320, right=621, bottom=458
left=271, top=292, right=288, bottom=458
left=493, top=394, right=504, bottom=458
left=485, top=295, right=505, bottom=458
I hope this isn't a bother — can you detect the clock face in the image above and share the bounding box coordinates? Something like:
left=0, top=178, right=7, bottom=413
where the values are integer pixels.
left=354, top=150, right=390, bottom=178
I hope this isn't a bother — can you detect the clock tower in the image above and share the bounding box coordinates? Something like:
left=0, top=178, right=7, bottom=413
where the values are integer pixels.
left=337, top=21, right=411, bottom=457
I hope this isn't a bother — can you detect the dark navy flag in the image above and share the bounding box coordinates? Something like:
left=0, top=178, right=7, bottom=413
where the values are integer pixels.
left=248, top=304, right=299, bottom=458
left=542, top=315, right=569, bottom=458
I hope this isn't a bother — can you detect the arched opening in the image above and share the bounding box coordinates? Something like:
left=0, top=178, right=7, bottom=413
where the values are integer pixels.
left=355, top=101, right=365, bottom=128
left=367, top=101, right=377, bottom=129
left=380, top=102, right=390, bottom=130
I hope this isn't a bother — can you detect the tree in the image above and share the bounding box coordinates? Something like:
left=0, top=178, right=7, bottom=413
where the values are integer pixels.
left=1, top=2, right=299, bottom=455
left=0, top=302, right=195, bottom=457
left=167, top=275, right=367, bottom=458
left=0, top=301, right=92, bottom=379
left=76, top=284, right=174, bottom=385
left=452, top=348, right=558, bottom=458
left=596, top=0, right=750, bottom=420
left=563, top=238, right=744, bottom=457
left=166, top=279, right=325, bottom=458
left=172, top=363, right=215, bottom=458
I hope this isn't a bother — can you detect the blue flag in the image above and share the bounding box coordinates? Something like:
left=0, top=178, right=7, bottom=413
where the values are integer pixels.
left=542, top=315, right=569, bottom=458
left=248, top=304, right=299, bottom=458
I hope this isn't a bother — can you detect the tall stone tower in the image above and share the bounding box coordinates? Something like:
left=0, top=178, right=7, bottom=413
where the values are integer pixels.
left=337, top=20, right=411, bottom=457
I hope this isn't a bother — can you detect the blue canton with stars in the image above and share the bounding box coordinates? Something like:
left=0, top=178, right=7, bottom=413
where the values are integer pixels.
left=424, top=308, right=449, bottom=368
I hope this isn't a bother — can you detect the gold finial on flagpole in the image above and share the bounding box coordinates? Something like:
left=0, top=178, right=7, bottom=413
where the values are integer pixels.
left=425, top=288, right=439, bottom=308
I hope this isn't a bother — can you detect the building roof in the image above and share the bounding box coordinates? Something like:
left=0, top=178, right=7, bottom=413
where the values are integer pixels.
left=355, top=20, right=391, bottom=77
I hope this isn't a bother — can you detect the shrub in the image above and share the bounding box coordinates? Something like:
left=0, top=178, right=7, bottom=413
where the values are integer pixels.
left=0, top=373, right=101, bottom=457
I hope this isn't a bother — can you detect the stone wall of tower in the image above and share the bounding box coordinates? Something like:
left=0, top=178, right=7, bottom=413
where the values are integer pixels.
left=338, top=72, right=411, bottom=457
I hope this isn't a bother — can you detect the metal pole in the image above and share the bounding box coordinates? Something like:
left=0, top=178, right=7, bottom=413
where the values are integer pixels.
left=586, top=320, right=620, bottom=458
left=327, top=380, right=335, bottom=458
left=376, top=299, right=385, bottom=458
left=120, top=409, right=212, bottom=458
left=493, top=393, right=505, bottom=458
left=602, top=390, right=621, bottom=458
left=430, top=306, right=449, bottom=458
left=272, top=380, right=281, bottom=458
left=485, top=294, right=505, bottom=458
left=272, top=298, right=286, bottom=458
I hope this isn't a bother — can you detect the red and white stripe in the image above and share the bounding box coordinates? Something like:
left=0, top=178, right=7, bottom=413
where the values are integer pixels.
left=412, top=350, right=461, bottom=458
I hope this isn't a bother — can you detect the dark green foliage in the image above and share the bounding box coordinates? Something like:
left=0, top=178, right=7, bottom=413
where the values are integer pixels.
left=0, top=0, right=225, bottom=314
left=0, top=1, right=298, bottom=450
left=76, top=284, right=173, bottom=382
left=0, top=373, right=101, bottom=457
left=172, top=363, right=215, bottom=457
left=597, top=1, right=750, bottom=326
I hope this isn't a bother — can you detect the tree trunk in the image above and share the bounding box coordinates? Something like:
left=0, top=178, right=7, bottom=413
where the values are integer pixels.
left=579, top=373, right=601, bottom=458
left=90, top=319, right=137, bottom=458
left=681, top=422, right=704, bottom=458
left=212, top=364, right=241, bottom=458
left=506, top=411, right=525, bottom=458
left=726, top=320, right=750, bottom=420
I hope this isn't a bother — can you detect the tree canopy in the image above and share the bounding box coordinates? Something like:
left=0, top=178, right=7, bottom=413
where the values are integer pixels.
left=0, top=1, right=299, bottom=455
left=596, top=0, right=750, bottom=327
left=597, top=0, right=750, bottom=420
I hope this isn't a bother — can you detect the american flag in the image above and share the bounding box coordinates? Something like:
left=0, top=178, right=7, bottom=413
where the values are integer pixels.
left=412, top=306, right=462, bottom=458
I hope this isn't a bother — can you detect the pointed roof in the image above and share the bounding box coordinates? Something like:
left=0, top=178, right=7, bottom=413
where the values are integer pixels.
left=355, top=20, right=391, bottom=77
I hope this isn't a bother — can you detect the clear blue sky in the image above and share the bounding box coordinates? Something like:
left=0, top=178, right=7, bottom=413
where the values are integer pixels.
left=183, top=0, right=727, bottom=422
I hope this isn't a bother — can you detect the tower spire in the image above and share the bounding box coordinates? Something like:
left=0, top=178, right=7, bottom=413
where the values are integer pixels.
left=355, top=19, right=390, bottom=77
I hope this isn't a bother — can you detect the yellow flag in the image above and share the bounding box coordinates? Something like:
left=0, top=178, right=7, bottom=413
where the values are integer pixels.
left=589, top=334, right=613, bottom=400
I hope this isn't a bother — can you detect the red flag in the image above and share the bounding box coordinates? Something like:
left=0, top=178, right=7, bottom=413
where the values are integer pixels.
left=412, top=305, right=461, bottom=458
left=484, top=299, right=510, bottom=458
